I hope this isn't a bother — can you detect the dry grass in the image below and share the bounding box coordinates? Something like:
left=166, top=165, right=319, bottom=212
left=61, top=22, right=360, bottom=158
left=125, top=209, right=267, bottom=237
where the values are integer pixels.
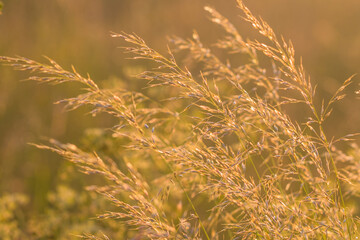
left=1, top=0, right=360, bottom=239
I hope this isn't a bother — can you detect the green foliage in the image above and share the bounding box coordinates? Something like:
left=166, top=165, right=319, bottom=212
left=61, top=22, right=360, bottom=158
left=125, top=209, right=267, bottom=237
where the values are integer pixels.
left=0, top=193, right=28, bottom=240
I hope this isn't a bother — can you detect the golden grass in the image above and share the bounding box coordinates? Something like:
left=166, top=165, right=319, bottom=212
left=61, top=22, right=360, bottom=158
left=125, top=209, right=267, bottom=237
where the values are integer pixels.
left=1, top=0, right=360, bottom=239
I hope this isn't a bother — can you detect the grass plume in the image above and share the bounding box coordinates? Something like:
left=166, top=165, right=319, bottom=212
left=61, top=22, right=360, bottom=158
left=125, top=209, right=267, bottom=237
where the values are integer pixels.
left=1, top=1, right=360, bottom=239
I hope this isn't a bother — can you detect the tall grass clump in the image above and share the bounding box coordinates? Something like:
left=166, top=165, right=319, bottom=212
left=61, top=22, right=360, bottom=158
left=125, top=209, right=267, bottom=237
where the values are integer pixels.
left=2, top=0, right=360, bottom=239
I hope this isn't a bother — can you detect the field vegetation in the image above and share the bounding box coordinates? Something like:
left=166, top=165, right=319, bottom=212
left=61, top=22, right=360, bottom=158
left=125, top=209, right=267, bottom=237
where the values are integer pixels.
left=1, top=0, right=360, bottom=239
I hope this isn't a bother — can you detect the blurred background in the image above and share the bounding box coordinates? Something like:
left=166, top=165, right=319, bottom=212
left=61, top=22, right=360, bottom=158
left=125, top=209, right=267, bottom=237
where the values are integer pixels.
left=0, top=0, right=360, bottom=237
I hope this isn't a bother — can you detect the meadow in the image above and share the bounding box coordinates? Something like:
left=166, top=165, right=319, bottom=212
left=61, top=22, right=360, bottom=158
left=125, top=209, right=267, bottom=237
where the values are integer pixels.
left=1, top=0, right=360, bottom=239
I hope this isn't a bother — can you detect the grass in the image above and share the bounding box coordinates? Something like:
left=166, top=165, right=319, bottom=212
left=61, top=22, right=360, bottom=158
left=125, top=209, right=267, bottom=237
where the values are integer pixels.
left=1, top=0, right=360, bottom=239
